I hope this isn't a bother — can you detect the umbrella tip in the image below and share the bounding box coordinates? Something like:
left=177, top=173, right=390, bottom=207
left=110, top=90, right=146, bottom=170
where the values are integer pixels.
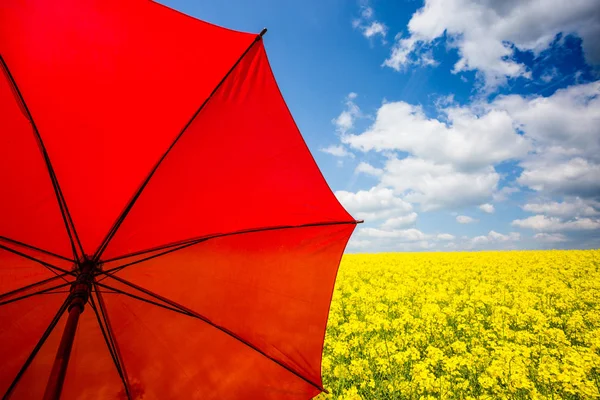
left=260, top=28, right=268, bottom=37
left=356, top=219, right=365, bottom=224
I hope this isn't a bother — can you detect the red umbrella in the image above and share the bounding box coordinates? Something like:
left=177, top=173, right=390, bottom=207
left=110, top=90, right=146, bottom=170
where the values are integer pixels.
left=0, top=0, right=360, bottom=398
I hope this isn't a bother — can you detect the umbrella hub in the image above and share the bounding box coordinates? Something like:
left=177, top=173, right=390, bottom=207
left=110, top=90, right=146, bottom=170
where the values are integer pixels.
left=44, top=259, right=99, bottom=399
left=69, top=259, right=97, bottom=312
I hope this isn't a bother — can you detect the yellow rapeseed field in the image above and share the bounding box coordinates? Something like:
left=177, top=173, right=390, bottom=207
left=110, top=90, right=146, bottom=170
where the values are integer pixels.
left=317, top=250, right=600, bottom=399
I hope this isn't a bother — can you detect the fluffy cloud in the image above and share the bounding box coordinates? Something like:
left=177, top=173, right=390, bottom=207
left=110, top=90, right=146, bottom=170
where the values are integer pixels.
left=346, top=226, right=527, bottom=252
left=320, top=145, right=355, bottom=158
left=363, top=22, right=387, bottom=39
left=353, top=6, right=387, bottom=42
left=345, top=82, right=599, bottom=210
left=533, top=233, right=568, bottom=243
left=335, top=187, right=413, bottom=221
left=384, top=0, right=600, bottom=89
left=471, top=231, right=520, bottom=246
left=333, top=93, right=361, bottom=134
left=358, top=227, right=427, bottom=240
left=343, top=101, right=529, bottom=170
left=380, top=157, right=499, bottom=210
left=523, top=198, right=600, bottom=218
left=456, top=215, right=478, bottom=224
left=346, top=226, right=458, bottom=252
left=381, top=212, right=418, bottom=229
left=492, top=82, right=600, bottom=198
left=518, top=158, right=600, bottom=198
left=493, top=186, right=520, bottom=202
left=511, top=215, right=600, bottom=231
left=355, top=162, right=383, bottom=177
left=479, top=203, right=495, bottom=213
left=493, top=82, right=600, bottom=160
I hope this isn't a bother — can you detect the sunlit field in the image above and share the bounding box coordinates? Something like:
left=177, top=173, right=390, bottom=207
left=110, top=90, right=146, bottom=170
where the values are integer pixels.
left=318, top=250, right=600, bottom=399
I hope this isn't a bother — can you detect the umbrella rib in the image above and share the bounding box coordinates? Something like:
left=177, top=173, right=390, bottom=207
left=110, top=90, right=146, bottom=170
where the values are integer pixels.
left=0, top=236, right=74, bottom=263
left=0, top=274, right=69, bottom=301
left=98, top=220, right=360, bottom=282
left=101, top=219, right=360, bottom=270
left=100, top=273, right=328, bottom=393
left=88, top=287, right=131, bottom=400
left=94, top=280, right=191, bottom=316
left=0, top=55, right=84, bottom=262
left=0, top=243, right=75, bottom=280
left=93, top=283, right=134, bottom=399
left=2, top=296, right=70, bottom=400
left=0, top=281, right=72, bottom=307
left=92, top=31, right=267, bottom=263
left=97, top=239, right=206, bottom=283
left=38, top=291, right=72, bottom=294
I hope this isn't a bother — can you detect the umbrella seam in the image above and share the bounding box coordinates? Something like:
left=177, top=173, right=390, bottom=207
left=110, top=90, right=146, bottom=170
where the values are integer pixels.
left=0, top=273, right=70, bottom=301
left=101, top=219, right=360, bottom=266
left=0, top=55, right=84, bottom=261
left=0, top=281, right=72, bottom=307
left=0, top=243, right=75, bottom=279
left=0, top=236, right=74, bottom=263
left=92, top=32, right=267, bottom=263
left=88, top=289, right=132, bottom=399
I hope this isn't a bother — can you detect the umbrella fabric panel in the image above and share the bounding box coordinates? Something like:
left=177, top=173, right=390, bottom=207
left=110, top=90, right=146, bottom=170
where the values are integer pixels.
left=100, top=223, right=354, bottom=393
left=0, top=0, right=256, bottom=255
left=60, top=299, right=126, bottom=400
left=1, top=284, right=124, bottom=399
left=0, top=293, right=66, bottom=397
left=0, top=68, right=73, bottom=259
left=100, top=291, right=322, bottom=400
left=0, top=245, right=72, bottom=295
left=103, top=42, right=353, bottom=259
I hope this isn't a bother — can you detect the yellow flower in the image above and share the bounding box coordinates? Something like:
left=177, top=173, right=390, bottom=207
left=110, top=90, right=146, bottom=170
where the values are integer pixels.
left=321, top=250, right=600, bottom=399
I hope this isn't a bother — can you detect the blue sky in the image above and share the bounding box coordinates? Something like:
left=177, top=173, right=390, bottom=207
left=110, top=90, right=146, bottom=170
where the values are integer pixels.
left=162, top=0, right=600, bottom=252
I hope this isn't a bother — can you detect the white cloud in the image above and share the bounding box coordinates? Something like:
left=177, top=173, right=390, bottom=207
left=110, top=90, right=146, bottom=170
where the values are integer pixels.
left=335, top=187, right=413, bottom=221
left=363, top=22, right=387, bottom=39
left=353, top=6, right=387, bottom=42
left=346, top=227, right=530, bottom=252
left=336, top=82, right=599, bottom=212
left=358, top=227, right=427, bottom=240
left=380, top=212, right=418, bottom=229
left=333, top=93, right=362, bottom=134
left=349, top=226, right=457, bottom=252
left=380, top=157, right=499, bottom=210
left=384, top=0, right=600, bottom=90
left=534, top=233, right=568, bottom=243
left=479, top=203, right=495, bottom=213
left=488, top=82, right=600, bottom=199
left=327, top=79, right=598, bottom=250
left=320, top=145, right=355, bottom=158
left=343, top=100, right=530, bottom=170
left=437, top=233, right=455, bottom=241
left=471, top=230, right=520, bottom=246
left=511, top=215, right=600, bottom=231
left=523, top=198, right=600, bottom=218
left=456, top=215, right=478, bottom=224
left=345, top=238, right=373, bottom=251
left=518, top=157, right=600, bottom=198
left=493, top=82, right=600, bottom=162
left=355, top=162, right=383, bottom=177
left=493, top=186, right=520, bottom=202
left=355, top=229, right=523, bottom=251
left=540, top=67, right=559, bottom=83
left=360, top=6, right=373, bottom=20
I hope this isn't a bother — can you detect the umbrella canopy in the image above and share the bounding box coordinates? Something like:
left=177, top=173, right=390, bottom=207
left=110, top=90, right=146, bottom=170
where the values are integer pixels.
left=0, top=0, right=359, bottom=398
